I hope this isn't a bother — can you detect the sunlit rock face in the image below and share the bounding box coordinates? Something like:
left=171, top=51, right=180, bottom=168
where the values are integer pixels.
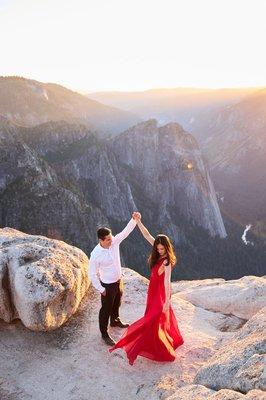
left=0, top=227, right=89, bottom=331
left=110, top=119, right=227, bottom=238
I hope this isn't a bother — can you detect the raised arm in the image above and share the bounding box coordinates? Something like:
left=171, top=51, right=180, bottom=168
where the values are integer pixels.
left=112, top=217, right=137, bottom=246
left=136, top=219, right=155, bottom=246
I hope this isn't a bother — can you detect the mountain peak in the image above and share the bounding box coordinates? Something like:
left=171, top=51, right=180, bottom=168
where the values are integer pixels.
left=132, top=118, right=158, bottom=130
left=142, top=118, right=158, bottom=127
left=159, top=122, right=199, bottom=150
left=162, top=121, right=185, bottom=134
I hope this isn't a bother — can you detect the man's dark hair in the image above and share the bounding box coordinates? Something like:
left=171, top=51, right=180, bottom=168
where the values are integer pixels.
left=97, top=227, right=112, bottom=240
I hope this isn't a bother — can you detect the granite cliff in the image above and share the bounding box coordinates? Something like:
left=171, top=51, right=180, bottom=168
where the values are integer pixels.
left=1, top=116, right=264, bottom=279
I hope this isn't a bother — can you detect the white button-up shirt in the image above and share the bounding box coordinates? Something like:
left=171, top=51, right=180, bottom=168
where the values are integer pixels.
left=89, top=218, right=137, bottom=293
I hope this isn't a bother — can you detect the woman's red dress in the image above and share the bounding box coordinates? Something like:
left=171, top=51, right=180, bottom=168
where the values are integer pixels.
left=109, top=257, right=184, bottom=365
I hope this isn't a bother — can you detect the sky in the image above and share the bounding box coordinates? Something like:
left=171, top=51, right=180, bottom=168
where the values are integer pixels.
left=0, top=0, right=266, bottom=92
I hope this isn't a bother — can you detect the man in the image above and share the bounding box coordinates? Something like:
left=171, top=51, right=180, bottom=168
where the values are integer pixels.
left=89, top=213, right=139, bottom=346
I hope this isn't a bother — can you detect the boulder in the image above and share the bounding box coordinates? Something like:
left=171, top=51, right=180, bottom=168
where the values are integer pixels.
left=0, top=227, right=89, bottom=330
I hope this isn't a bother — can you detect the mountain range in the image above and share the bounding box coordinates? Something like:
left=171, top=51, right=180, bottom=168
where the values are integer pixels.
left=89, top=85, right=266, bottom=240
left=88, top=87, right=258, bottom=132
left=0, top=76, right=141, bottom=135
left=0, top=76, right=265, bottom=280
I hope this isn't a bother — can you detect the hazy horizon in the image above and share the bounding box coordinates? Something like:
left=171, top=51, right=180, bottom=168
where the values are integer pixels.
left=1, top=74, right=265, bottom=96
left=85, top=85, right=265, bottom=94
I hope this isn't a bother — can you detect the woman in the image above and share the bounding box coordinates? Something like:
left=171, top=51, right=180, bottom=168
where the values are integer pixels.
left=109, top=215, right=184, bottom=365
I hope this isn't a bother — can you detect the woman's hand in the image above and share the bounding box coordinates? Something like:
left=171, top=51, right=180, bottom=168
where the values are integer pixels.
left=162, top=299, right=170, bottom=313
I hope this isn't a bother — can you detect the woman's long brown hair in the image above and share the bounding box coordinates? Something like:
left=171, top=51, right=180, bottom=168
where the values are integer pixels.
left=148, top=234, right=177, bottom=269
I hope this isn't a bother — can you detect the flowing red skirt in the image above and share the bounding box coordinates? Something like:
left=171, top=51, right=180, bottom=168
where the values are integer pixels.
left=109, top=258, right=184, bottom=365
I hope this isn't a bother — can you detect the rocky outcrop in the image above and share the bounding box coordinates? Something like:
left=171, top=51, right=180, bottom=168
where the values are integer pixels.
left=166, top=386, right=265, bottom=399
left=0, top=260, right=265, bottom=400
left=194, top=307, right=266, bottom=393
left=172, top=275, right=266, bottom=319
left=0, top=227, right=89, bottom=330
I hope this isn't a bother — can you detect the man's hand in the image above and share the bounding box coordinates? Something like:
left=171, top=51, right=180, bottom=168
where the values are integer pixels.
left=132, top=211, right=138, bottom=220
left=132, top=211, right=141, bottom=222
left=101, top=289, right=107, bottom=296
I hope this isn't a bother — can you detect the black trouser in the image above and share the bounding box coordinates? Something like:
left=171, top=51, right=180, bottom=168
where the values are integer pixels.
left=99, top=279, right=123, bottom=336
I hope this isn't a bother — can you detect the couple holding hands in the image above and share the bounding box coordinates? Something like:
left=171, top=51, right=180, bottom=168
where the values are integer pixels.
left=89, top=212, right=184, bottom=365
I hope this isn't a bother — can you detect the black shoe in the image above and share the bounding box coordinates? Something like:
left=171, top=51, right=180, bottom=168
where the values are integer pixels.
left=110, top=318, right=130, bottom=328
left=102, top=334, right=116, bottom=346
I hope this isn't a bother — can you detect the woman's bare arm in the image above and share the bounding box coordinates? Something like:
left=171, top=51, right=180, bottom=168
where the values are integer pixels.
left=136, top=220, right=155, bottom=246
left=163, top=262, right=171, bottom=312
